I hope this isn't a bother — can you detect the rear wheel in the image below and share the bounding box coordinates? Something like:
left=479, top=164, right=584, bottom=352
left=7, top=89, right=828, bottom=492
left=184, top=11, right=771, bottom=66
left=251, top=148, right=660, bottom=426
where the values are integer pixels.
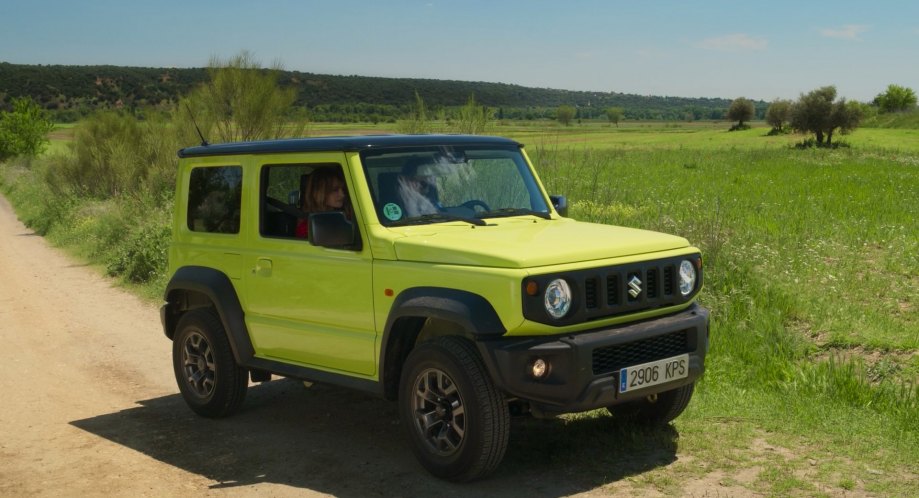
left=172, top=309, right=248, bottom=418
left=607, top=383, right=695, bottom=425
left=399, top=336, right=509, bottom=482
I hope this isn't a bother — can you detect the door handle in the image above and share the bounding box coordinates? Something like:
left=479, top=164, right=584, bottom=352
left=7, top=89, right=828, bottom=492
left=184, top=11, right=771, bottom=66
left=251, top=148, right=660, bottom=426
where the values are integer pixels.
left=254, top=258, right=273, bottom=277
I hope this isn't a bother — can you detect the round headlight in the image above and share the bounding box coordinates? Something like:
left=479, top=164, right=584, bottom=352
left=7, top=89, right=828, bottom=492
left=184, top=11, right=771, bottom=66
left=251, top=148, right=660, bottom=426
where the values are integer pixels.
left=544, top=279, right=572, bottom=319
left=679, top=260, right=697, bottom=296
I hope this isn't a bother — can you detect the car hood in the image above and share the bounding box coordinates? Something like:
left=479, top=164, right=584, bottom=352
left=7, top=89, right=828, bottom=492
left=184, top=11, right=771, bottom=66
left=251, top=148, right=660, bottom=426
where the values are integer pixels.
left=390, top=218, right=690, bottom=268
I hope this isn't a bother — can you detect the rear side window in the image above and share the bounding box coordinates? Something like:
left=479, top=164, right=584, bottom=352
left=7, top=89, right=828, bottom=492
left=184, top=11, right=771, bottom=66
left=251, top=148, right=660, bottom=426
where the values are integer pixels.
left=187, top=166, right=243, bottom=234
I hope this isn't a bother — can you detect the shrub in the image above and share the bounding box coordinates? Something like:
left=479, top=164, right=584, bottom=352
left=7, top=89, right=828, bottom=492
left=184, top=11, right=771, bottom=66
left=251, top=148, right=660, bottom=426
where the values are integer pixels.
left=793, top=138, right=850, bottom=149
left=107, top=212, right=172, bottom=283
left=184, top=51, right=303, bottom=143
left=58, top=110, right=179, bottom=199
left=397, top=91, right=436, bottom=134
left=452, top=94, right=493, bottom=135
left=0, top=97, right=54, bottom=161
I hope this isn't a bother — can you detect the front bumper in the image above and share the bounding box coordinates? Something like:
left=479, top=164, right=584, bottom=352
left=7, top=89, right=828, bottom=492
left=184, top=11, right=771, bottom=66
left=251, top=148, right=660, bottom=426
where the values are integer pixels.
left=476, top=303, right=709, bottom=414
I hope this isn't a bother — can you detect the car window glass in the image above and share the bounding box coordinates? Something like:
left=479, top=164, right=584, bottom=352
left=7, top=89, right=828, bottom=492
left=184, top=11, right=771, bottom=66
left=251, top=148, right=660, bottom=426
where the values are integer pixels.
left=259, top=163, right=355, bottom=246
left=187, top=166, right=242, bottom=234
left=362, top=146, right=547, bottom=225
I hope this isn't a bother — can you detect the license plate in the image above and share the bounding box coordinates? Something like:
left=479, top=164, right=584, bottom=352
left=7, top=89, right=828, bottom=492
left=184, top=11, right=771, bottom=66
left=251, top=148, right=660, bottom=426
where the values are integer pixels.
left=619, top=354, right=689, bottom=394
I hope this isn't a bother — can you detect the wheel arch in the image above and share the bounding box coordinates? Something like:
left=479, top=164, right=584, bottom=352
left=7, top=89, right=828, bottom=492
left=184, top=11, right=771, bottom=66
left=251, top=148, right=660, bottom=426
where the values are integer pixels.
left=162, top=266, right=254, bottom=365
left=379, top=287, right=506, bottom=400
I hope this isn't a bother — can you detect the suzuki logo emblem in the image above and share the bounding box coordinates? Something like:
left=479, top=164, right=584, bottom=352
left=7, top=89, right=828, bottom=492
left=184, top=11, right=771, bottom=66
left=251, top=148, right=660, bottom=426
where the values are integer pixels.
left=628, top=275, right=643, bottom=298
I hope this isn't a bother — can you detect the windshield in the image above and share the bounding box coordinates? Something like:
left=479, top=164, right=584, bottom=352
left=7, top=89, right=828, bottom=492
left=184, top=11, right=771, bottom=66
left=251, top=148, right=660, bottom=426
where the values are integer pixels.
left=362, top=145, right=550, bottom=226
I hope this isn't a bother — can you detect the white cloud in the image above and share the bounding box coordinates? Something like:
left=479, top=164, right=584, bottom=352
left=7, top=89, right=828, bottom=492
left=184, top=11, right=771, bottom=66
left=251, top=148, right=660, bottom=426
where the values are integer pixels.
left=695, top=33, right=767, bottom=52
left=819, top=24, right=869, bottom=40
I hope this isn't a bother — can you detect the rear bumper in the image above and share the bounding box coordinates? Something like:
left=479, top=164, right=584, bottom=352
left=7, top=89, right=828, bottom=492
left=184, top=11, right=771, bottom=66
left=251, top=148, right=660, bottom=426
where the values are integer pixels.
left=476, top=303, right=709, bottom=414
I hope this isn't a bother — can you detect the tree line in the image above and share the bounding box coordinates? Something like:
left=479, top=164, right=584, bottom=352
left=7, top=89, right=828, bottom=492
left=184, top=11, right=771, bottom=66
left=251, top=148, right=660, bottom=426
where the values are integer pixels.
left=0, top=61, right=747, bottom=123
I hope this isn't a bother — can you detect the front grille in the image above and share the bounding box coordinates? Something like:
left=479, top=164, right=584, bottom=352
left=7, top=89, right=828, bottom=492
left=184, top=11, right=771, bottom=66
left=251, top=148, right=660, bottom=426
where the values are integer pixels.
left=521, top=254, right=702, bottom=326
left=607, top=274, right=620, bottom=305
left=585, top=278, right=598, bottom=309
left=663, top=266, right=674, bottom=295
left=646, top=268, right=659, bottom=299
left=592, top=329, right=690, bottom=375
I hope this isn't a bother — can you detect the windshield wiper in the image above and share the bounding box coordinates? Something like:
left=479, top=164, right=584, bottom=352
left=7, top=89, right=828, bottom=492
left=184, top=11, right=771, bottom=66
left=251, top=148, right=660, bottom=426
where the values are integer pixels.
left=477, top=208, right=552, bottom=220
left=390, top=213, right=487, bottom=227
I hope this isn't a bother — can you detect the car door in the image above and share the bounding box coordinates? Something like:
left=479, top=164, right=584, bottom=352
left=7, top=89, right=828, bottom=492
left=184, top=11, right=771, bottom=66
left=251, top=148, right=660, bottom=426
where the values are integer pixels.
left=243, top=154, right=376, bottom=376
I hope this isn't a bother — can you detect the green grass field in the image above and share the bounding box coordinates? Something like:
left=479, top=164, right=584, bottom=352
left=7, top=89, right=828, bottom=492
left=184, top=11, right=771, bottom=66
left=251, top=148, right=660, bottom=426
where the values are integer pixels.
left=14, top=119, right=919, bottom=495
left=529, top=144, right=917, bottom=495
left=305, top=119, right=919, bottom=153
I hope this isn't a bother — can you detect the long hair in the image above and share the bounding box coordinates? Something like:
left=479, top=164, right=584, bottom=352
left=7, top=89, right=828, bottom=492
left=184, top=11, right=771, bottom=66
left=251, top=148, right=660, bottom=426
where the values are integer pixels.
left=303, top=167, right=347, bottom=213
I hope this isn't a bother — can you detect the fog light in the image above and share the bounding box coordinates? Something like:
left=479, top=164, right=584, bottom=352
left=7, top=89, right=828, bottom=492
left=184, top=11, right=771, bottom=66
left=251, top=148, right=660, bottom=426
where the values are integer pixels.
left=530, top=358, right=549, bottom=379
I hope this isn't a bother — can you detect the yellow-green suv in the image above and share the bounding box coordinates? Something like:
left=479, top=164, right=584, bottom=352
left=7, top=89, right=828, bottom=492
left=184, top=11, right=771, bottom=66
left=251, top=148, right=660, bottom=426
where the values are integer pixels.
left=161, top=135, right=709, bottom=481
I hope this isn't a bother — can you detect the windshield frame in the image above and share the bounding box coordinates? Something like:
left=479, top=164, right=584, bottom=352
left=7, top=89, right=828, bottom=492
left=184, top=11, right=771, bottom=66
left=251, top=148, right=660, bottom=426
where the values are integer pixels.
left=360, top=144, right=551, bottom=227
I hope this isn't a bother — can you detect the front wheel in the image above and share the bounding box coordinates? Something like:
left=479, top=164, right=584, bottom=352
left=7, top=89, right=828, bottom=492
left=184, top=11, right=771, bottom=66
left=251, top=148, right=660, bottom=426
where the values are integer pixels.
left=172, top=309, right=248, bottom=418
left=607, top=383, right=695, bottom=425
left=399, top=337, right=509, bottom=482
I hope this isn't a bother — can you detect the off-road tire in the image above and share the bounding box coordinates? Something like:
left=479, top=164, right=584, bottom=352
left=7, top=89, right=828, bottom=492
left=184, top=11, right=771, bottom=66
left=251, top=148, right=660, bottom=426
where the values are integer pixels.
left=607, top=382, right=695, bottom=425
left=172, top=309, right=248, bottom=418
left=399, top=336, right=509, bottom=482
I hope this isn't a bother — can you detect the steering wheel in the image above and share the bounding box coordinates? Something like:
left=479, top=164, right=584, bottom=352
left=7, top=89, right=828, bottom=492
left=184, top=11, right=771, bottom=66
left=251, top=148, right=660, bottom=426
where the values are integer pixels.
left=460, top=199, right=491, bottom=212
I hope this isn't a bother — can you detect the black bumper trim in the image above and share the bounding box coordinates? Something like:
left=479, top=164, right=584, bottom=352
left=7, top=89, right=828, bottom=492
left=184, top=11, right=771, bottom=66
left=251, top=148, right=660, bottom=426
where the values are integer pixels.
left=476, top=303, right=710, bottom=414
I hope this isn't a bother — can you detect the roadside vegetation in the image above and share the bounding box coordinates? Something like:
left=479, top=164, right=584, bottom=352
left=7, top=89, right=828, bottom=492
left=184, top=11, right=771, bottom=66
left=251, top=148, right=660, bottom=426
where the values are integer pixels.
left=1, top=64, right=916, bottom=495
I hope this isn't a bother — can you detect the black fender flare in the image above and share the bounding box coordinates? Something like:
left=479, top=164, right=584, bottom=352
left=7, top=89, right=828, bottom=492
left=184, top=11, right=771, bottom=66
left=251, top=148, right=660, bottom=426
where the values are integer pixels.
left=384, top=287, right=506, bottom=338
left=379, top=287, right=505, bottom=399
left=162, top=266, right=254, bottom=364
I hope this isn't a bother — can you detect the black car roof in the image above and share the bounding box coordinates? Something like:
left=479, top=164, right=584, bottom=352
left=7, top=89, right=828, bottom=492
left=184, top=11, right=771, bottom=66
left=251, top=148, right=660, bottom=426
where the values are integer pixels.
left=177, top=134, right=523, bottom=158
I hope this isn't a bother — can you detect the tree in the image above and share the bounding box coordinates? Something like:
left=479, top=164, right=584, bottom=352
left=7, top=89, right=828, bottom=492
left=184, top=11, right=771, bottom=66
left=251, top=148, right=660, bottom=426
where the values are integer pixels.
left=874, top=84, right=917, bottom=113
left=0, top=96, right=55, bottom=162
left=765, top=99, right=792, bottom=133
left=790, top=86, right=862, bottom=147
left=726, top=97, right=754, bottom=130
left=826, top=99, right=863, bottom=146
left=605, top=107, right=624, bottom=127
left=556, top=105, right=576, bottom=126
left=184, top=51, right=302, bottom=144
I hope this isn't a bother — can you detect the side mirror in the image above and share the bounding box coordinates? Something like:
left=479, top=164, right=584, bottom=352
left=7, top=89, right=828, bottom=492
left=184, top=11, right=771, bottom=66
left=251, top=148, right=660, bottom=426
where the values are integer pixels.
left=549, top=195, right=568, bottom=217
left=309, top=212, right=358, bottom=249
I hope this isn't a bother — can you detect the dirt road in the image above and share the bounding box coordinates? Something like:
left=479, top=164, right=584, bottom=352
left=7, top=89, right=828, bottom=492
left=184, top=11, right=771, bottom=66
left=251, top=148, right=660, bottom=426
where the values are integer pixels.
left=0, top=194, right=750, bottom=497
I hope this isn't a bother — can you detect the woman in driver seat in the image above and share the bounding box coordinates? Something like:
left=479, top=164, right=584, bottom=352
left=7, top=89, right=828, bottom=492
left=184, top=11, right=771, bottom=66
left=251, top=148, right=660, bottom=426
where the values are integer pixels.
left=296, top=167, right=350, bottom=238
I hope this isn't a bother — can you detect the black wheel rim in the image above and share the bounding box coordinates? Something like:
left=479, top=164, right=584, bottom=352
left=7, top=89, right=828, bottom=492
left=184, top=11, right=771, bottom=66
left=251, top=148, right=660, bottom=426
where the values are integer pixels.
left=182, top=331, right=216, bottom=398
left=411, top=368, right=466, bottom=456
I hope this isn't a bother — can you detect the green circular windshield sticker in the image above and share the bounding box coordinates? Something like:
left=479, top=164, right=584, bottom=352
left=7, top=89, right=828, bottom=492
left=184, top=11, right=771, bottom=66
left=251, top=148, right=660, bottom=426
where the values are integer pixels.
left=383, top=203, right=403, bottom=221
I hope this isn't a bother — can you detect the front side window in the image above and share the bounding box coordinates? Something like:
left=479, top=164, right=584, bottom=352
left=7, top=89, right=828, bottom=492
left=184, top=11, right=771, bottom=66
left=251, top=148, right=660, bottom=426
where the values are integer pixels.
left=259, top=163, right=355, bottom=245
left=362, top=146, right=549, bottom=226
left=187, top=166, right=242, bottom=234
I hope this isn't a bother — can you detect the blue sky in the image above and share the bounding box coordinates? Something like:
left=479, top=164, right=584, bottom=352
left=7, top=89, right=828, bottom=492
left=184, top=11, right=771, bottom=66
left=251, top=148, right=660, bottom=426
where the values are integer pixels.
left=2, top=0, right=917, bottom=102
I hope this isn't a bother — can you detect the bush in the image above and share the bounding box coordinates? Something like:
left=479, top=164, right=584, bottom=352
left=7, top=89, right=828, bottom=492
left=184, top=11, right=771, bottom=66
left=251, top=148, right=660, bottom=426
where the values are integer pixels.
left=793, top=138, right=850, bottom=149
left=0, top=97, right=54, bottom=161
left=452, top=94, right=492, bottom=134
left=58, top=110, right=179, bottom=199
left=107, top=209, right=172, bottom=283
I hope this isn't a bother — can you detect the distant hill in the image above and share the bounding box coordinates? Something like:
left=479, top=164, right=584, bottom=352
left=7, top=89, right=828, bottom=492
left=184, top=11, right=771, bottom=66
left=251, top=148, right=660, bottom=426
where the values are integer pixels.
left=0, top=62, right=766, bottom=122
